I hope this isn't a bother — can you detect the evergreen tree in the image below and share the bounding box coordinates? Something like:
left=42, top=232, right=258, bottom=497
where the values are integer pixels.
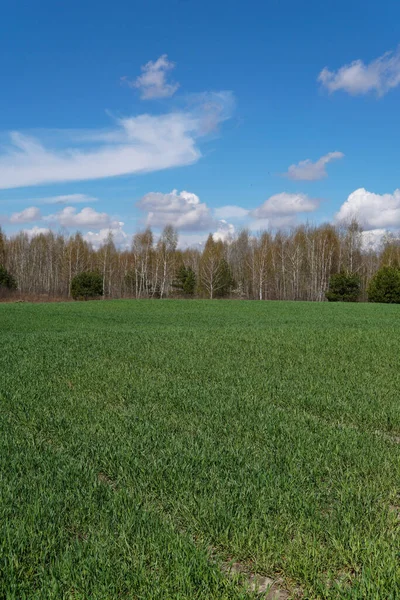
left=0, top=265, right=17, bottom=290
left=326, top=271, right=361, bottom=302
left=173, top=265, right=196, bottom=295
left=367, top=266, right=400, bottom=303
left=71, top=272, right=103, bottom=300
left=214, top=258, right=234, bottom=298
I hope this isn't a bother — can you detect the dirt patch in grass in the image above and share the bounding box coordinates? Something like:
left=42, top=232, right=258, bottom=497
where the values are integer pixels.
left=98, top=472, right=117, bottom=489
left=67, top=524, right=88, bottom=543
left=389, top=504, right=400, bottom=521
left=324, top=567, right=359, bottom=594
left=222, top=559, right=291, bottom=599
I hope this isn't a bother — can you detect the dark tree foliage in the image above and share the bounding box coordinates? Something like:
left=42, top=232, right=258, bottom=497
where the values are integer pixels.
left=173, top=266, right=196, bottom=296
left=0, top=265, right=17, bottom=290
left=326, top=271, right=361, bottom=302
left=214, top=259, right=235, bottom=298
left=71, top=272, right=103, bottom=300
left=367, top=266, right=400, bottom=304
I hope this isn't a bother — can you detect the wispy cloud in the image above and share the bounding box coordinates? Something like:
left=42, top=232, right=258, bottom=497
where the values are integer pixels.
left=318, top=46, right=400, bottom=96
left=214, top=205, right=249, bottom=220
left=0, top=95, right=234, bottom=190
left=40, top=193, right=98, bottom=205
left=122, top=54, right=179, bottom=99
left=283, top=151, right=344, bottom=181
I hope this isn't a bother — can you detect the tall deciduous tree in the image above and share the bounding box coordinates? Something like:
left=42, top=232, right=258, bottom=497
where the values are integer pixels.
left=132, top=228, right=154, bottom=298
left=157, top=225, right=178, bottom=299
left=200, top=234, right=234, bottom=299
left=1, top=218, right=398, bottom=303
left=0, top=227, right=6, bottom=266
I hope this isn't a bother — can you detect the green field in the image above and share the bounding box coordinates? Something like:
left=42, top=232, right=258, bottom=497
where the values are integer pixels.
left=1, top=300, right=399, bottom=599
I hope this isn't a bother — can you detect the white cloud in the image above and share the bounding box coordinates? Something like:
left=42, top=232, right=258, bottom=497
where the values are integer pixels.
left=45, top=206, right=116, bottom=228
left=213, top=220, right=235, bottom=242
left=283, top=151, right=344, bottom=181
left=123, top=54, right=179, bottom=99
left=40, top=193, right=98, bottom=205
left=188, top=91, right=236, bottom=134
left=251, top=192, right=319, bottom=219
left=0, top=116, right=197, bottom=190
left=336, top=188, right=400, bottom=228
left=137, top=189, right=237, bottom=242
left=177, top=232, right=208, bottom=248
left=0, top=95, right=233, bottom=190
left=137, top=189, right=213, bottom=231
left=84, top=222, right=128, bottom=248
left=318, top=46, right=400, bottom=96
left=10, top=206, right=41, bottom=223
left=177, top=220, right=235, bottom=248
left=214, top=205, right=249, bottom=219
left=362, top=229, right=387, bottom=250
left=248, top=217, right=271, bottom=231
left=248, top=215, right=299, bottom=231
left=23, top=226, right=51, bottom=238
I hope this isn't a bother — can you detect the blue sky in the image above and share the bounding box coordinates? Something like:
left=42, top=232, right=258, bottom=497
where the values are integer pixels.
left=1, top=0, right=400, bottom=246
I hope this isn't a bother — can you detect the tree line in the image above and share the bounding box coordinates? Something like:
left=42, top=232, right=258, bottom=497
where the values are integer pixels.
left=1, top=221, right=400, bottom=302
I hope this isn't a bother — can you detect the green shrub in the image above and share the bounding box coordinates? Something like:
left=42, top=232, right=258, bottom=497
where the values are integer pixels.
left=326, top=271, right=361, bottom=302
left=367, top=266, right=400, bottom=303
left=71, top=272, right=103, bottom=300
left=0, top=265, right=17, bottom=290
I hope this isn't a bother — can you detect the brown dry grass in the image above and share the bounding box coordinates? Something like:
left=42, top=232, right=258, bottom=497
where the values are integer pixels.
left=0, top=291, right=72, bottom=303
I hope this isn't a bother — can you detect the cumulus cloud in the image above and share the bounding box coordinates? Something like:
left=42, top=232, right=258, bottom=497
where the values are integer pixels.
left=0, top=95, right=233, bottom=190
left=45, top=206, right=116, bottom=228
left=84, top=222, right=128, bottom=248
left=362, top=229, right=387, bottom=250
left=23, top=226, right=51, bottom=238
left=123, top=54, right=179, bottom=99
left=251, top=192, right=319, bottom=219
left=137, top=189, right=237, bottom=242
left=177, top=221, right=235, bottom=248
left=336, top=188, right=400, bottom=228
left=10, top=206, right=41, bottom=223
left=213, top=220, right=235, bottom=242
left=214, top=205, right=249, bottom=219
left=318, top=46, right=400, bottom=96
left=283, top=151, right=344, bottom=181
left=137, top=189, right=213, bottom=231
